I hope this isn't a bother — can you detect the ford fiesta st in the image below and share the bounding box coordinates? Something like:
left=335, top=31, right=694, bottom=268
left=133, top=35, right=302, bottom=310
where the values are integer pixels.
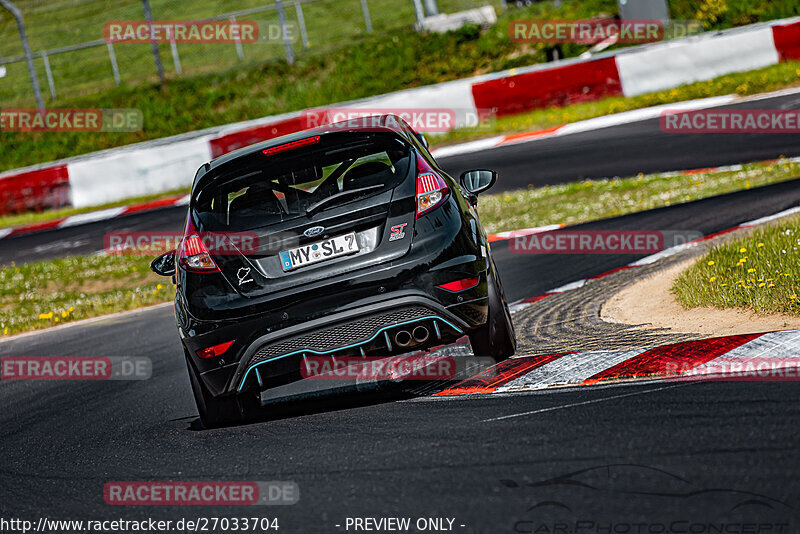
left=151, top=115, right=515, bottom=426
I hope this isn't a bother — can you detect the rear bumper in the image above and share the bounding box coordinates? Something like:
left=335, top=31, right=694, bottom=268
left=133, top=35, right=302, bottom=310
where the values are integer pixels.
left=186, top=290, right=487, bottom=396
left=232, top=294, right=480, bottom=393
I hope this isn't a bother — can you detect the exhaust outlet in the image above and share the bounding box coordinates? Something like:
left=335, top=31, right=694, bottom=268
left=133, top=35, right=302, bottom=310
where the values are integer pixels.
left=394, top=330, right=412, bottom=347
left=412, top=326, right=430, bottom=344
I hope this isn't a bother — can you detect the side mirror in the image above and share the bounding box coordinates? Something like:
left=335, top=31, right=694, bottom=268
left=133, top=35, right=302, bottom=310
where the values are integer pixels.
left=460, top=169, right=497, bottom=196
left=415, top=132, right=429, bottom=149
left=151, top=250, right=176, bottom=277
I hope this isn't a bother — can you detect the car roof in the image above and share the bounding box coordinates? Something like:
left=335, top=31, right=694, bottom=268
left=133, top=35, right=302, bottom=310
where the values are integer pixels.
left=203, top=114, right=414, bottom=176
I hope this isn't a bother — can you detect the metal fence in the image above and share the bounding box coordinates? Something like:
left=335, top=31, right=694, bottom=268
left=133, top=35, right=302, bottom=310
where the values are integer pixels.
left=0, top=0, right=501, bottom=106
left=1, top=0, right=784, bottom=107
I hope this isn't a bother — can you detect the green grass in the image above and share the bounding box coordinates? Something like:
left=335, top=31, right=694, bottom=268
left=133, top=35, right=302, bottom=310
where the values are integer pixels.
left=0, top=0, right=499, bottom=104
left=0, top=254, right=173, bottom=336
left=0, top=0, right=607, bottom=107
left=673, top=215, right=800, bottom=316
left=0, top=5, right=575, bottom=174
left=475, top=158, right=800, bottom=234
left=3, top=0, right=800, bottom=176
left=2, top=0, right=795, bottom=107
left=3, top=157, right=798, bottom=336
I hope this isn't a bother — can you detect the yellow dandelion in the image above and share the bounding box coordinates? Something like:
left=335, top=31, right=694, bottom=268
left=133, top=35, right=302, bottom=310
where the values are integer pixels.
left=791, top=294, right=797, bottom=300
left=759, top=283, right=766, bottom=287
left=709, top=276, right=717, bottom=282
left=747, top=268, right=755, bottom=273
left=707, top=260, right=715, bottom=266
left=739, top=247, right=747, bottom=253
left=38, top=312, right=53, bottom=320
left=61, top=311, right=68, bottom=318
left=757, top=243, right=764, bottom=248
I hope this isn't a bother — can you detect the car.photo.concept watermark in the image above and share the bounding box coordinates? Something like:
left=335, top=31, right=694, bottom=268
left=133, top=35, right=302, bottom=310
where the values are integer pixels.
left=503, top=464, right=794, bottom=533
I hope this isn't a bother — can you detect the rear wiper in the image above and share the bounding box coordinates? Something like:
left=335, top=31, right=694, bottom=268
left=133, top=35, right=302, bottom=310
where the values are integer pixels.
left=305, top=184, right=385, bottom=217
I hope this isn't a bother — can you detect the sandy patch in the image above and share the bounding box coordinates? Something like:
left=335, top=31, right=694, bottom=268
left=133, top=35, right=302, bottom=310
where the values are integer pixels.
left=601, top=260, right=800, bottom=337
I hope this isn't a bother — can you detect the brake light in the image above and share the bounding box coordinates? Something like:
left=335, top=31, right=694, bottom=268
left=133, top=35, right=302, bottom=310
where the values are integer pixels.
left=262, top=136, right=320, bottom=156
left=416, top=155, right=449, bottom=218
left=438, top=277, right=479, bottom=292
left=197, top=340, right=234, bottom=359
left=178, top=217, right=220, bottom=273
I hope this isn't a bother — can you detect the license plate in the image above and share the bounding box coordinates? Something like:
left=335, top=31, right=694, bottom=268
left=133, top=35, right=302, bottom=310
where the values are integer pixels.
left=280, top=232, right=359, bottom=271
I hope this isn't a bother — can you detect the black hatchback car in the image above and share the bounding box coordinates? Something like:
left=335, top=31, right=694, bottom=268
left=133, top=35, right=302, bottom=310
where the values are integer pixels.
left=151, top=115, right=515, bottom=426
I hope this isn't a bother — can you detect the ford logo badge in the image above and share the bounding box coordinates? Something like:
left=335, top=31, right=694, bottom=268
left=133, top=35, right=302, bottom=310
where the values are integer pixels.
left=304, top=226, right=325, bottom=237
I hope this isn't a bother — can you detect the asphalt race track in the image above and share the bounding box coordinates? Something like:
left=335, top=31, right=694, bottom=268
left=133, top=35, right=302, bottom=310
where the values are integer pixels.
left=440, top=91, right=800, bottom=188
left=3, top=92, right=800, bottom=530
left=2, top=172, right=800, bottom=530
left=3, top=91, right=800, bottom=266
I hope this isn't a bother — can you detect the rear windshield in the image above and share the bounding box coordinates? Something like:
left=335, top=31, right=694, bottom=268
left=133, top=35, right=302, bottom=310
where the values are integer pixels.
left=193, top=133, right=411, bottom=231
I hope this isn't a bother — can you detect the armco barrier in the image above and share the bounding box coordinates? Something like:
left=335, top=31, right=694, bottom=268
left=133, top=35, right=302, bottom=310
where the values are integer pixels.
left=2, top=18, right=800, bottom=218
left=67, top=137, right=212, bottom=208
left=772, top=21, right=800, bottom=61
left=471, top=57, right=622, bottom=116
left=209, top=115, right=308, bottom=158
left=0, top=165, right=69, bottom=215
left=615, top=26, right=780, bottom=97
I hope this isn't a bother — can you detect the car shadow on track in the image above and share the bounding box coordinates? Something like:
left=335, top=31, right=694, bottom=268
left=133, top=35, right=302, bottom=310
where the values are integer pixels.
left=184, top=380, right=454, bottom=431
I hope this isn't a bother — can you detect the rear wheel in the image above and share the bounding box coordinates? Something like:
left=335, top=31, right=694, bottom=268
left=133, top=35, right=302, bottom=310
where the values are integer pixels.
left=469, top=263, right=516, bottom=362
left=185, top=352, right=261, bottom=428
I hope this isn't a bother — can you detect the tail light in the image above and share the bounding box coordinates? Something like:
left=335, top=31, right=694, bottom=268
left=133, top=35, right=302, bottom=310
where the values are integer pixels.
left=178, top=217, right=220, bottom=273
left=438, top=277, right=479, bottom=292
left=416, top=154, right=449, bottom=218
left=197, top=340, right=234, bottom=359
left=262, top=135, right=320, bottom=156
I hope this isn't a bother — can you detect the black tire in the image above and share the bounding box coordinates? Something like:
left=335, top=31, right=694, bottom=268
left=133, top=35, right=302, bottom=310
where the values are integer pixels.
left=469, top=263, right=517, bottom=362
left=185, top=353, right=261, bottom=428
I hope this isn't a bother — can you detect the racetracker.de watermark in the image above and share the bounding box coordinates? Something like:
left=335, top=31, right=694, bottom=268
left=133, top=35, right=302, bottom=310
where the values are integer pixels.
left=104, top=231, right=260, bottom=255
left=301, top=108, right=495, bottom=133
left=0, top=109, right=142, bottom=132
left=510, top=230, right=702, bottom=254
left=668, top=358, right=800, bottom=381
left=661, top=109, right=800, bottom=133
left=103, top=481, right=299, bottom=505
left=510, top=19, right=662, bottom=43
left=509, top=19, right=703, bottom=43
left=104, top=20, right=259, bottom=44
left=1, top=356, right=151, bottom=381
left=300, top=355, right=495, bottom=381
